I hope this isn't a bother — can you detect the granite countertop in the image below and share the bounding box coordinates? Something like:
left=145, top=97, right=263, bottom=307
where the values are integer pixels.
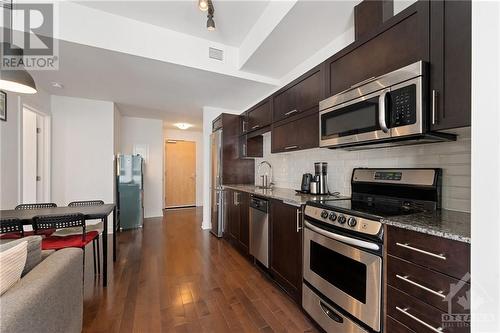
left=382, top=209, right=471, bottom=243
left=222, top=184, right=349, bottom=206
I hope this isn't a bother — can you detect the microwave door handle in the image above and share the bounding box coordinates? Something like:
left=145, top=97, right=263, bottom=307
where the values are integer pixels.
left=378, top=89, right=390, bottom=133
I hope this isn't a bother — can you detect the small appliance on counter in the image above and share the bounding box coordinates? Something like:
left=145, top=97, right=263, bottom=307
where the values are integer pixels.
left=314, top=162, right=329, bottom=195
left=300, top=173, right=313, bottom=193
left=302, top=168, right=442, bottom=333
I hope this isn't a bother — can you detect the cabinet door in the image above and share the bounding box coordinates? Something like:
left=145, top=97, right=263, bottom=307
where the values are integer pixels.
left=238, top=191, right=250, bottom=253
left=248, top=100, right=271, bottom=131
left=271, top=112, right=319, bottom=153
left=273, top=69, right=321, bottom=122
left=270, top=200, right=302, bottom=303
left=326, top=2, right=429, bottom=96
left=429, top=0, right=471, bottom=130
left=228, top=190, right=240, bottom=242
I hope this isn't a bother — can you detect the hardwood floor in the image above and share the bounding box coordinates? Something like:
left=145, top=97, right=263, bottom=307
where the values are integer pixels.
left=82, top=207, right=318, bottom=332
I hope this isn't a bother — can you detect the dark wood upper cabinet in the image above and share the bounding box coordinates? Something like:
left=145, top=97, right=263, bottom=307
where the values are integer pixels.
left=240, top=135, right=263, bottom=158
left=247, top=99, right=271, bottom=132
left=429, top=0, right=471, bottom=130
left=216, top=114, right=255, bottom=185
left=273, top=67, right=322, bottom=123
left=271, top=111, right=319, bottom=153
left=269, top=200, right=302, bottom=303
left=325, top=1, right=430, bottom=96
left=354, top=0, right=394, bottom=40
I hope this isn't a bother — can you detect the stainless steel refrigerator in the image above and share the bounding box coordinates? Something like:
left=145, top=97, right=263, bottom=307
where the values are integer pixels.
left=210, top=129, right=224, bottom=237
left=116, top=154, right=144, bottom=230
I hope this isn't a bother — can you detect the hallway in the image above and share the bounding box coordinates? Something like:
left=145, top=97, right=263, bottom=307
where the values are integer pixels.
left=83, top=208, right=318, bottom=332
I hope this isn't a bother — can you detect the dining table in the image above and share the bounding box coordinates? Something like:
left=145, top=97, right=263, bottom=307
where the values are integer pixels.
left=0, top=204, right=118, bottom=287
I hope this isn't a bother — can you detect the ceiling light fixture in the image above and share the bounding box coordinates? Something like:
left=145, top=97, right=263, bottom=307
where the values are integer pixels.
left=206, top=0, right=215, bottom=31
left=198, top=0, right=209, bottom=11
left=174, top=123, right=193, bottom=130
left=0, top=1, right=37, bottom=94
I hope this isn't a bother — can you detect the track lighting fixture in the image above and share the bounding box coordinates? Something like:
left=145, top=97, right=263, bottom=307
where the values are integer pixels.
left=206, top=0, right=215, bottom=31
left=198, top=0, right=209, bottom=11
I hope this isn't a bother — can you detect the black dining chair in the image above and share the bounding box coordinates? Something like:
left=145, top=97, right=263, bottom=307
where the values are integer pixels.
left=32, top=213, right=99, bottom=275
left=0, top=218, right=24, bottom=239
left=51, top=200, right=104, bottom=274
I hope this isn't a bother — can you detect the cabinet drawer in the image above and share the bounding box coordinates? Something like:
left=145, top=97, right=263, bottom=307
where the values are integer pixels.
left=386, top=315, right=416, bottom=333
left=387, top=255, right=469, bottom=313
left=387, top=286, right=469, bottom=333
left=273, top=70, right=321, bottom=122
left=387, top=226, right=470, bottom=280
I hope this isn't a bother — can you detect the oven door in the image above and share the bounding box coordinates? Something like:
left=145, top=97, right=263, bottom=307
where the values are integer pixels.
left=303, top=221, right=382, bottom=332
left=319, top=89, right=391, bottom=148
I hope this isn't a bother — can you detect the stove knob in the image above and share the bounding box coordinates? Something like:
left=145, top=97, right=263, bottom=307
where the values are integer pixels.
left=347, top=217, right=357, bottom=227
left=328, top=212, right=337, bottom=222
left=320, top=210, right=329, bottom=219
left=337, top=215, right=346, bottom=224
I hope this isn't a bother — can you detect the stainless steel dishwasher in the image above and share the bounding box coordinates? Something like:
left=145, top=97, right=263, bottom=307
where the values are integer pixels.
left=249, top=196, right=269, bottom=268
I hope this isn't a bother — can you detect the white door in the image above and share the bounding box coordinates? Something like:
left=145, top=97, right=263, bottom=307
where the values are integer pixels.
left=22, top=108, right=38, bottom=203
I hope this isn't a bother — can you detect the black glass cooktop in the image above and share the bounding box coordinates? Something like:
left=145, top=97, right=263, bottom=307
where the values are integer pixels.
left=312, top=198, right=425, bottom=220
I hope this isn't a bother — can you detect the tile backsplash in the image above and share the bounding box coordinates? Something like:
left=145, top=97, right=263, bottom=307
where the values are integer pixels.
left=254, top=128, right=471, bottom=212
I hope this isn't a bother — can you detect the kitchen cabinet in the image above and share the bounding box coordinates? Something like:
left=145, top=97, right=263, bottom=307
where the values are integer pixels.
left=385, top=225, right=470, bottom=333
left=247, top=99, right=271, bottom=132
left=273, top=67, right=322, bottom=123
left=269, top=200, right=302, bottom=303
left=429, top=0, right=471, bottom=130
left=325, top=1, right=430, bottom=96
left=271, top=111, right=319, bottom=153
left=225, top=189, right=250, bottom=255
left=213, top=113, right=255, bottom=185
left=240, top=135, right=263, bottom=158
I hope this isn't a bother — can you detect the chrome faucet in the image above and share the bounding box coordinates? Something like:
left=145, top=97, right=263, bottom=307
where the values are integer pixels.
left=257, top=161, right=273, bottom=189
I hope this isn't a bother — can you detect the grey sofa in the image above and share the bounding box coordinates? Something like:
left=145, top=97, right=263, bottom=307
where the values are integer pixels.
left=0, top=244, right=83, bottom=333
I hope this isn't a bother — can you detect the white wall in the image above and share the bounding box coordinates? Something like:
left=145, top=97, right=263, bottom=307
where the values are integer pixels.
left=51, top=96, right=115, bottom=221
left=120, top=116, right=163, bottom=218
left=255, top=129, right=471, bottom=212
left=471, top=1, right=500, bottom=331
left=201, top=106, right=240, bottom=229
left=164, top=128, right=204, bottom=207
left=0, top=89, right=51, bottom=209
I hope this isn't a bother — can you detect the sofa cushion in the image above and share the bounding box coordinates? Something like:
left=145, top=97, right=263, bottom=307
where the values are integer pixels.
left=0, top=236, right=42, bottom=276
left=0, top=241, right=27, bottom=295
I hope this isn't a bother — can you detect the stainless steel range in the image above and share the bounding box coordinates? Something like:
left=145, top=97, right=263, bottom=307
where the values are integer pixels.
left=302, top=168, right=442, bottom=333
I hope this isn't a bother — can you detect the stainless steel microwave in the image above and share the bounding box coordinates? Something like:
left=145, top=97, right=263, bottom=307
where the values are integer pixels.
left=319, top=61, right=455, bottom=150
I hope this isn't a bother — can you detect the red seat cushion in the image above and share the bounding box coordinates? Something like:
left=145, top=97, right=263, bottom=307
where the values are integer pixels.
left=27, top=229, right=57, bottom=237
left=0, top=233, right=23, bottom=239
left=41, top=231, right=99, bottom=250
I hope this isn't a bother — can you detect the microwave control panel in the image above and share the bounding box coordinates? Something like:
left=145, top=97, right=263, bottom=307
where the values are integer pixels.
left=390, top=84, right=417, bottom=127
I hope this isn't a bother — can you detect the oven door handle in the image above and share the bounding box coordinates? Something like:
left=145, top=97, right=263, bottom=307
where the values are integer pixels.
left=378, top=89, right=390, bottom=133
left=304, top=221, right=380, bottom=251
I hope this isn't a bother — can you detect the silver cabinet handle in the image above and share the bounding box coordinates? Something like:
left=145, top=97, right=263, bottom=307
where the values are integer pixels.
left=432, top=90, right=437, bottom=125
left=242, top=143, right=247, bottom=157
left=396, top=242, right=446, bottom=260
left=284, top=145, right=298, bottom=150
left=285, top=109, right=298, bottom=116
left=296, top=208, right=302, bottom=233
left=242, top=121, right=247, bottom=133
left=396, top=306, right=443, bottom=333
left=251, top=124, right=260, bottom=130
left=378, top=88, right=390, bottom=133
left=396, top=274, right=445, bottom=299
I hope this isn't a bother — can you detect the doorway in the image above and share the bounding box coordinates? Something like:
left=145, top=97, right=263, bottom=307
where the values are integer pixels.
left=22, top=106, right=49, bottom=203
left=164, top=140, right=196, bottom=208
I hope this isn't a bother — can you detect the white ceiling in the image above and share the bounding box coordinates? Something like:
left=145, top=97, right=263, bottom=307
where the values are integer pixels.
left=241, top=0, right=358, bottom=77
left=76, top=0, right=271, bottom=47
left=30, top=40, right=275, bottom=130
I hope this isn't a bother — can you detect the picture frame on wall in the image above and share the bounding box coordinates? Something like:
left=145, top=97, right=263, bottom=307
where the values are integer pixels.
left=0, top=91, right=6, bottom=122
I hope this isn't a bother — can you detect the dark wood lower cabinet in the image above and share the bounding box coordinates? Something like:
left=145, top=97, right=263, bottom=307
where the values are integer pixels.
left=225, top=190, right=250, bottom=255
left=269, top=200, right=302, bottom=303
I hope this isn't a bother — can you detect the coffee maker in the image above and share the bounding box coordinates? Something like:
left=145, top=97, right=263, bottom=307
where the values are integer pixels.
left=314, top=162, right=329, bottom=195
